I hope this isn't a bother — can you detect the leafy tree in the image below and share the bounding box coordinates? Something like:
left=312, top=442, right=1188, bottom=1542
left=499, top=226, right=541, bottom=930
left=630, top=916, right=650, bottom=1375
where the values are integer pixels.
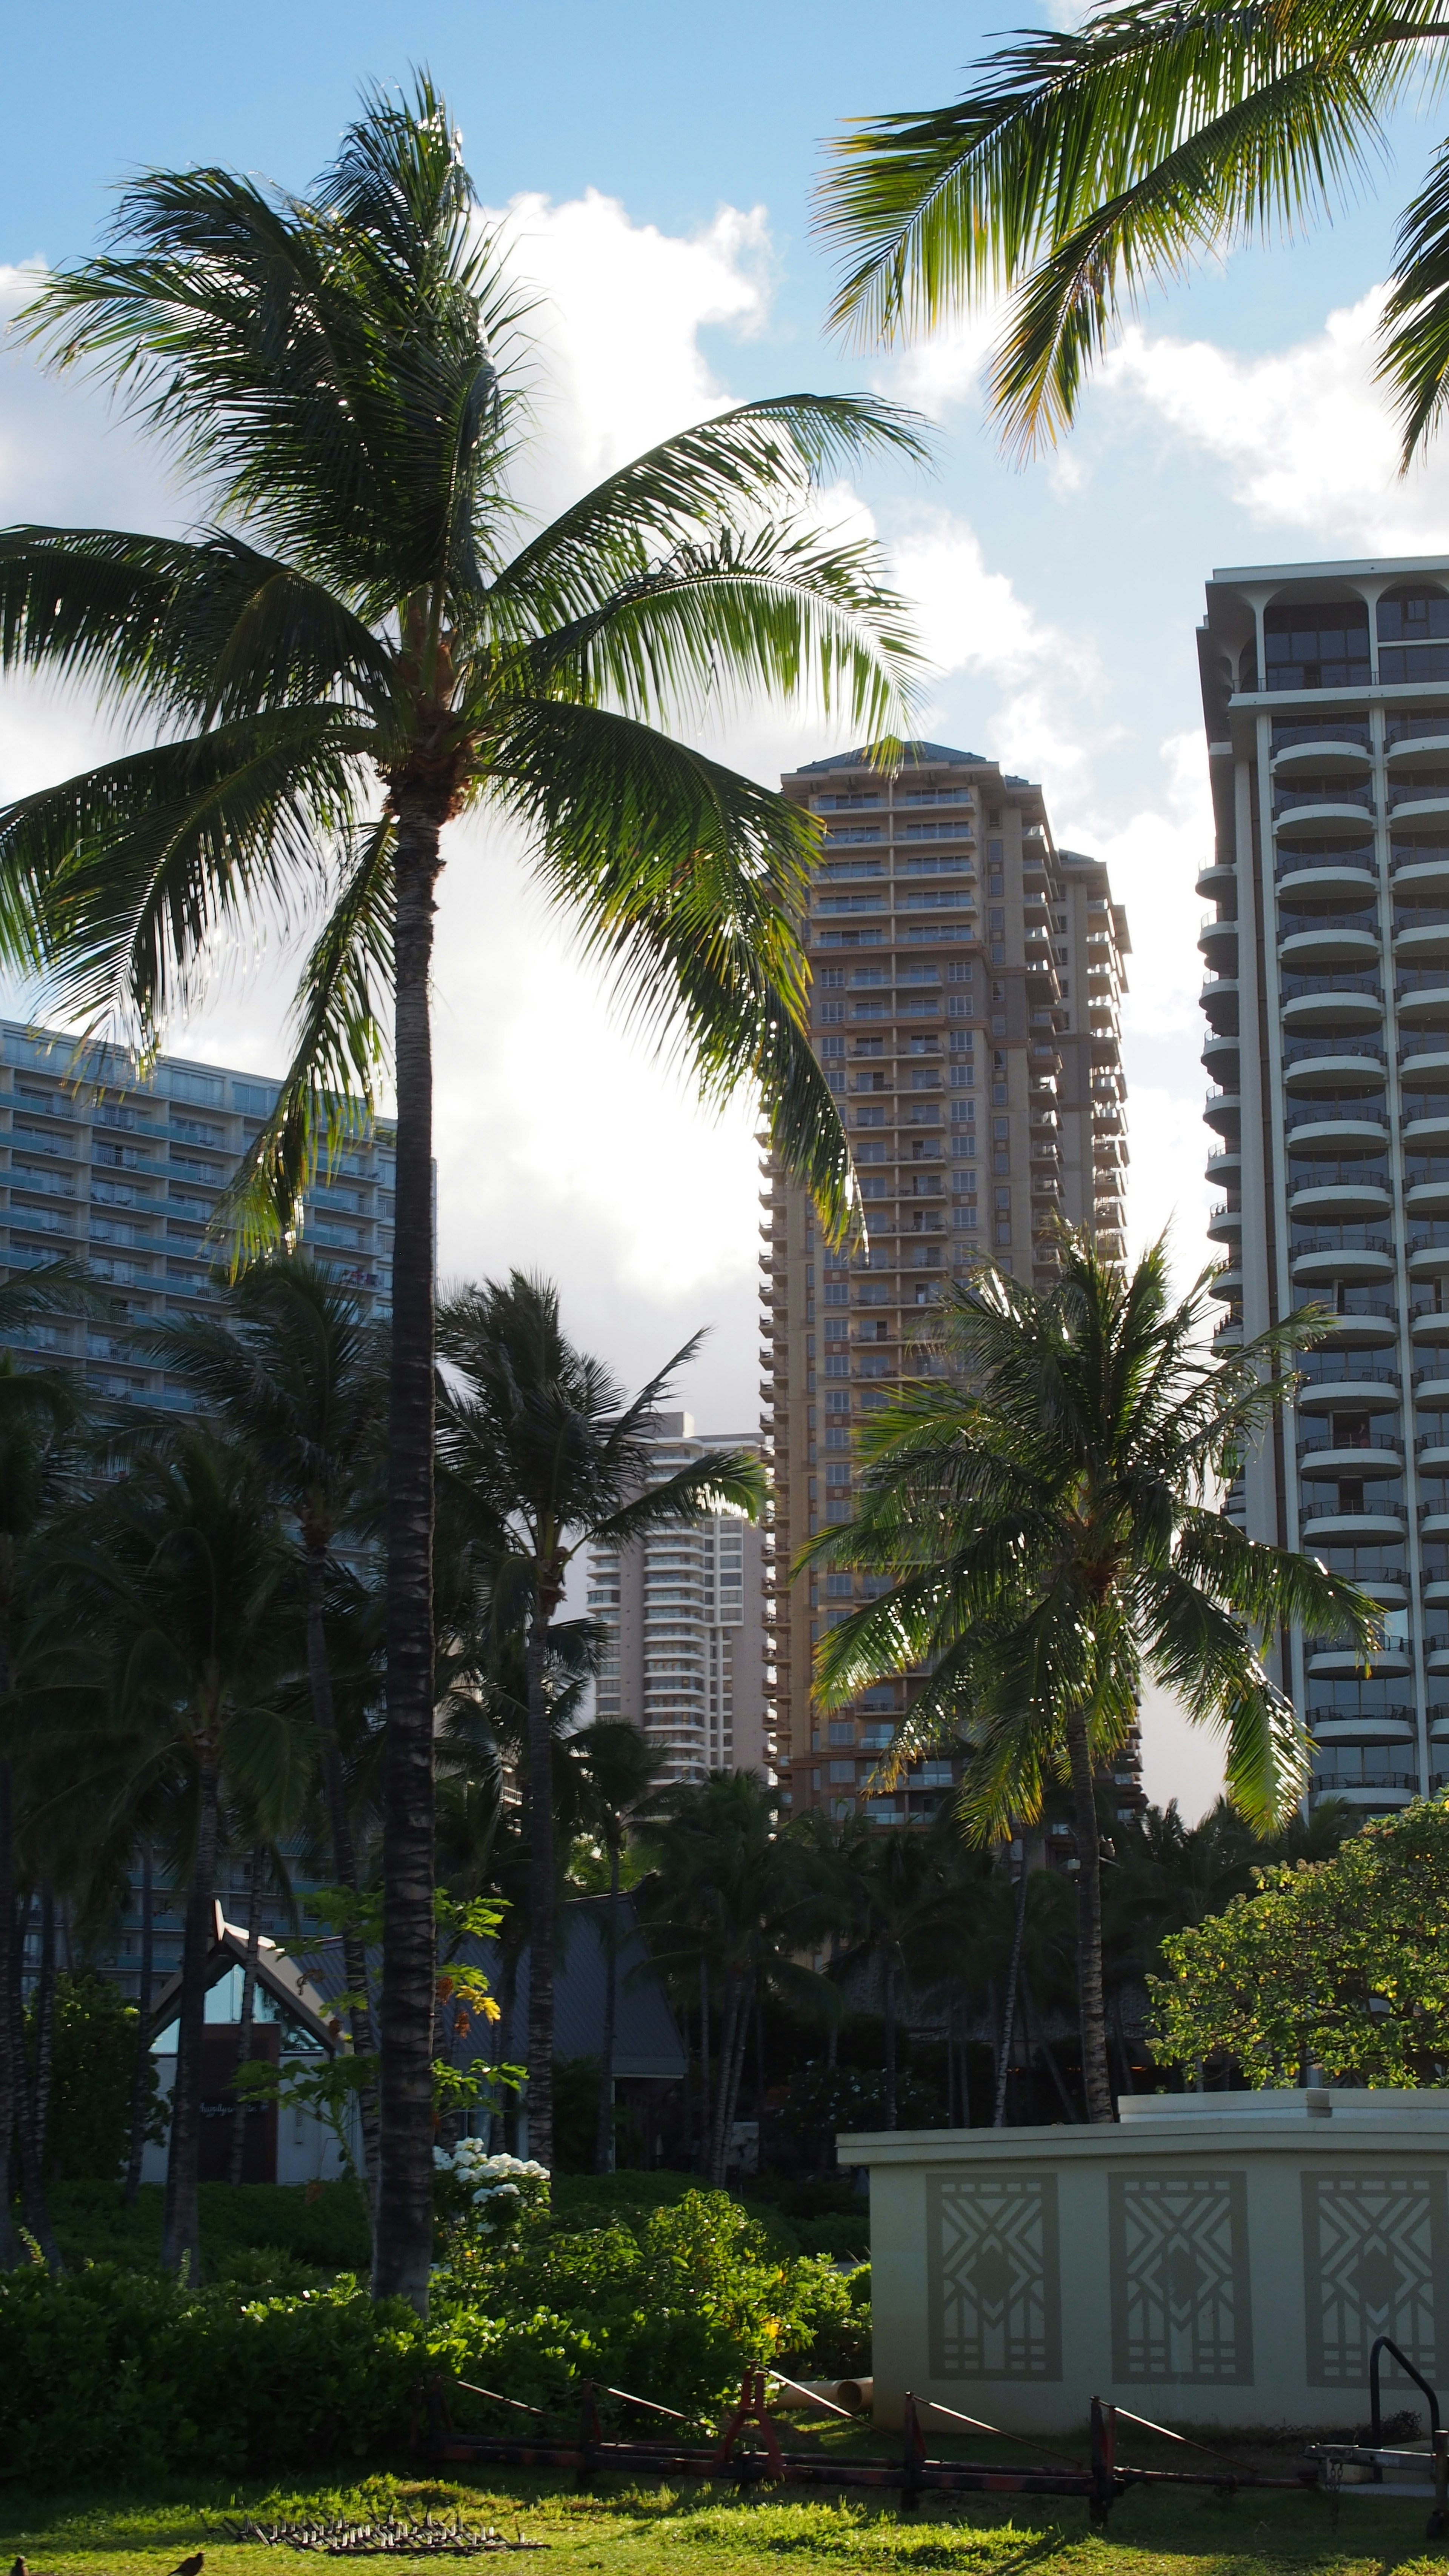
left=1151, top=1796, right=1449, bottom=2084
left=0, top=79, right=919, bottom=2305
left=60, top=1426, right=301, bottom=2274
left=803, top=1231, right=1374, bottom=2124
left=826, top=1818, right=956, bottom=2128
left=638, top=1770, right=828, bottom=2182
left=571, top=1721, right=668, bottom=2173
left=814, top=0, right=1449, bottom=468
left=436, top=1273, right=763, bottom=2171
left=141, top=1254, right=388, bottom=2177
left=25, top=1972, right=163, bottom=2182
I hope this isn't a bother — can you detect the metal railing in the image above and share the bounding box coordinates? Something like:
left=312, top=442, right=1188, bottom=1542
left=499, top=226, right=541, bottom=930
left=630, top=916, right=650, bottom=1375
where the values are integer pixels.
left=1286, top=1100, right=1387, bottom=1129
left=1284, top=1034, right=1386, bottom=1064
left=1292, top=1229, right=1393, bottom=1255
left=1275, top=784, right=1374, bottom=813
left=1281, top=970, right=1382, bottom=997
left=1273, top=721, right=1372, bottom=752
left=1298, top=1434, right=1403, bottom=1458
left=1277, top=846, right=1375, bottom=878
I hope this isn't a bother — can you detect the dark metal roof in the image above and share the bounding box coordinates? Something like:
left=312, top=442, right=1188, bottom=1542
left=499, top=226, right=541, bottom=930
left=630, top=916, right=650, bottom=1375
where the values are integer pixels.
left=792, top=740, right=990, bottom=775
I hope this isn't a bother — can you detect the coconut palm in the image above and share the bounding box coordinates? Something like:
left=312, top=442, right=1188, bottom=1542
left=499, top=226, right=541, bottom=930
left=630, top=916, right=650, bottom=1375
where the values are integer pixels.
left=815, top=0, right=1449, bottom=467
left=436, top=1272, right=764, bottom=2172
left=140, top=1255, right=388, bottom=2178
left=0, top=80, right=920, bottom=2305
left=801, top=1230, right=1376, bottom=2125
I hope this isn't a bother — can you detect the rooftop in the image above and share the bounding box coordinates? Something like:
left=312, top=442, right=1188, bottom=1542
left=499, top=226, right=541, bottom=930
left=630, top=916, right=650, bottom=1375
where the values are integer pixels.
left=790, top=740, right=991, bottom=775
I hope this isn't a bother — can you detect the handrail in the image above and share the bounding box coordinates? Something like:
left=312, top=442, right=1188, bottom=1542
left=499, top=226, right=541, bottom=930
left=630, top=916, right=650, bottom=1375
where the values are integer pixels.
left=1370, top=2335, right=1441, bottom=2445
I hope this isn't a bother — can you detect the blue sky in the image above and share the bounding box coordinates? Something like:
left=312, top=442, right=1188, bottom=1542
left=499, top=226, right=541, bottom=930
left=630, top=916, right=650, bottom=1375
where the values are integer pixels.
left=3, top=2, right=1447, bottom=1807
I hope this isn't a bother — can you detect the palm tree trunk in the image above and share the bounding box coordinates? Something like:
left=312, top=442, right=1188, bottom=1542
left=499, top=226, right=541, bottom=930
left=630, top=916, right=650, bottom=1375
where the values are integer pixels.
left=376, top=804, right=443, bottom=2310
left=31, top=1883, right=57, bottom=2174
left=708, top=1973, right=741, bottom=2185
left=124, top=1841, right=155, bottom=2206
left=993, top=1847, right=1030, bottom=2127
left=595, top=1843, right=620, bottom=2175
left=0, top=1776, right=15, bottom=2267
left=883, top=1955, right=898, bottom=2130
left=10, top=1892, right=63, bottom=2268
left=698, top=1959, right=711, bottom=2171
left=1064, top=1704, right=1114, bottom=2124
left=163, top=1746, right=220, bottom=2278
left=304, top=1546, right=380, bottom=2192
left=523, top=1613, right=557, bottom=2173
left=1020, top=1973, right=1080, bottom=2122
left=228, top=1844, right=265, bottom=2188
left=718, top=1972, right=754, bottom=2177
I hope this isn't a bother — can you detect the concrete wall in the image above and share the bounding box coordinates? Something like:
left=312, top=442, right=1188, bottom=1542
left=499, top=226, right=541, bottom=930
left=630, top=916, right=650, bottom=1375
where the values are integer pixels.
left=841, top=2093, right=1449, bottom=2431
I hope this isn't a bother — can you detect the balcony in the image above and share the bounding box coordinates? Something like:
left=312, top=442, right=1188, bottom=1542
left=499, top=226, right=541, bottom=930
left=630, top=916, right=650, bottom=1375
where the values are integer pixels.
left=1199, top=973, right=1239, bottom=1033
left=1207, top=1203, right=1241, bottom=1243
left=1387, top=780, right=1449, bottom=826
left=1297, top=1433, right=1404, bottom=1475
left=1410, top=1224, right=1449, bottom=1276
left=1276, top=849, right=1376, bottom=899
left=1195, top=861, right=1236, bottom=900
left=1279, top=972, right=1384, bottom=1035
left=1201, top=1031, right=1241, bottom=1082
left=1278, top=923, right=1380, bottom=970
left=1272, top=723, right=1372, bottom=763
left=1290, top=1228, right=1394, bottom=1285
left=1395, top=969, right=1449, bottom=1027
left=1392, top=849, right=1449, bottom=904
left=1198, top=914, right=1238, bottom=966
left=1300, top=1501, right=1408, bottom=1541
left=1286, top=1175, right=1391, bottom=1223
left=1204, top=1087, right=1241, bottom=1135
left=1284, top=1100, right=1387, bottom=1152
left=1281, top=1036, right=1387, bottom=1091
left=1206, top=1144, right=1241, bottom=1184
left=1274, top=784, right=1375, bottom=832
left=1300, top=1293, right=1396, bottom=1345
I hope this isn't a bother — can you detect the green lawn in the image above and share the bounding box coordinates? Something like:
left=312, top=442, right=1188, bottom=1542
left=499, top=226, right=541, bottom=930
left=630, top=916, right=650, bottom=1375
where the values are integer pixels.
left=3, top=2449, right=1444, bottom=2576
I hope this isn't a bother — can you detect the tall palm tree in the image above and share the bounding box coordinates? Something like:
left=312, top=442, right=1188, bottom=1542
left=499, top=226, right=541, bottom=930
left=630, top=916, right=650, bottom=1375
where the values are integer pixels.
left=436, top=1272, right=764, bottom=2172
left=0, top=80, right=920, bottom=2306
left=814, top=0, right=1449, bottom=468
left=140, top=1254, right=387, bottom=2178
left=801, top=1231, right=1375, bottom=2125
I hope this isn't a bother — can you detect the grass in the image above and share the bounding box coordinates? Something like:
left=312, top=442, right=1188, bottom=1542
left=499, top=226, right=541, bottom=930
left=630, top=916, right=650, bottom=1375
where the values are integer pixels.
left=2, top=2436, right=1444, bottom=2576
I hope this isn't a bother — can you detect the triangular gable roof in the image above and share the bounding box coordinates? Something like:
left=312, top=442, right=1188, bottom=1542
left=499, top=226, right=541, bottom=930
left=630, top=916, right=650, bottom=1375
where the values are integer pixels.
left=147, top=1901, right=342, bottom=2055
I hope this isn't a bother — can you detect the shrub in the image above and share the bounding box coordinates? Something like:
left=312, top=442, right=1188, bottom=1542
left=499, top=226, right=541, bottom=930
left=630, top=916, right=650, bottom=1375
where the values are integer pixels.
left=0, top=2188, right=870, bottom=2484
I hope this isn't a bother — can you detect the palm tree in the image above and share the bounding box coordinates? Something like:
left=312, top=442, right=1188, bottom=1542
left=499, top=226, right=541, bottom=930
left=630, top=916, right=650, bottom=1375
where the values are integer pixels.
left=436, top=1272, right=764, bottom=2172
left=0, top=80, right=920, bottom=2305
left=829, top=1819, right=954, bottom=2130
left=141, top=1254, right=387, bottom=2179
left=815, top=1, right=1449, bottom=468
left=572, top=1720, right=667, bottom=2172
left=638, top=1769, right=827, bottom=2182
left=815, top=1, right=1449, bottom=469
left=63, top=1425, right=300, bottom=2273
left=801, top=1231, right=1376, bottom=2125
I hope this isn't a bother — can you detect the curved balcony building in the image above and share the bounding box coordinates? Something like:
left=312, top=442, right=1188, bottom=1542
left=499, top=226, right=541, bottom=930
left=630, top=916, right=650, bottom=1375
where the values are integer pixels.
left=1200, top=556, right=1449, bottom=1812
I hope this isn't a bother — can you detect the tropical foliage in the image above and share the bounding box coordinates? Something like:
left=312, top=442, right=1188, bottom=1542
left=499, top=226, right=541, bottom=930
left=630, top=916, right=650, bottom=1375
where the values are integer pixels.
left=801, top=1232, right=1375, bottom=2123
left=815, top=0, right=1449, bottom=466
left=1151, top=1797, right=1449, bottom=2085
left=0, top=76, right=920, bottom=2305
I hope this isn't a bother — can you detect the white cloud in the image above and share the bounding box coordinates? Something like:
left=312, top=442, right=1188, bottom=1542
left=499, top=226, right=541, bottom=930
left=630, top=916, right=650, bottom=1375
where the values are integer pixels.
left=1101, top=287, right=1449, bottom=547
left=1064, top=728, right=1211, bottom=1043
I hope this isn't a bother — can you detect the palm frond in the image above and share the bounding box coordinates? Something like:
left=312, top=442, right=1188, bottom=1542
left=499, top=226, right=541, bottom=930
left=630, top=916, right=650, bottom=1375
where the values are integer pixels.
left=222, top=814, right=394, bottom=1249
left=489, top=702, right=860, bottom=1240
left=0, top=712, right=368, bottom=1052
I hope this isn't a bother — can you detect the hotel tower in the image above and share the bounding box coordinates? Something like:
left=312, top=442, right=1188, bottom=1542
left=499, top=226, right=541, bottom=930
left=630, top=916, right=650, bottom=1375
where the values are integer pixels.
left=759, top=741, right=1132, bottom=1820
left=1199, top=556, right=1449, bottom=1813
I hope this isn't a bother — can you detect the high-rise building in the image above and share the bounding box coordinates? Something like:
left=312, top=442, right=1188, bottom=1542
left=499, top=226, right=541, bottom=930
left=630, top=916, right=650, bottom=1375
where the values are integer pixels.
left=1198, top=555, right=1449, bottom=1817
left=586, top=1413, right=775, bottom=1785
left=760, top=743, right=1131, bottom=1819
left=0, top=1015, right=397, bottom=2001
left=0, top=1015, right=395, bottom=1405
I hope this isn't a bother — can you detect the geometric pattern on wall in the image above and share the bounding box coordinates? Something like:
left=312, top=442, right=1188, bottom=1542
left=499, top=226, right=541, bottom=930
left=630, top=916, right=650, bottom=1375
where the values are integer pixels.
left=1302, top=2172, right=1447, bottom=2388
left=1107, top=2171, right=1253, bottom=2385
left=928, top=2172, right=1062, bottom=2381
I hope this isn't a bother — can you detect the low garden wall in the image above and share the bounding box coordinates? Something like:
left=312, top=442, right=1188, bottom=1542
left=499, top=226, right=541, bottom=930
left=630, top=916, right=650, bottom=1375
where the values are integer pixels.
left=840, top=2091, right=1449, bottom=2431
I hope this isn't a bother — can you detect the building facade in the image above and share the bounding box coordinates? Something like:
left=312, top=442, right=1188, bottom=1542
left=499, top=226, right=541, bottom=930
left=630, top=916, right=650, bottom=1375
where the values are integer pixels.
left=759, top=742, right=1131, bottom=1820
left=0, top=1015, right=397, bottom=1997
left=586, top=1412, right=775, bottom=1785
left=1199, top=555, right=1449, bottom=1816
left=0, top=1016, right=395, bottom=1404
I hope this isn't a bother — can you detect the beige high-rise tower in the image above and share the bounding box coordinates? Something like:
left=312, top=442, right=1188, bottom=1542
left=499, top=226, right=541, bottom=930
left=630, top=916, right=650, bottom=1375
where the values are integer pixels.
left=758, top=742, right=1131, bottom=1820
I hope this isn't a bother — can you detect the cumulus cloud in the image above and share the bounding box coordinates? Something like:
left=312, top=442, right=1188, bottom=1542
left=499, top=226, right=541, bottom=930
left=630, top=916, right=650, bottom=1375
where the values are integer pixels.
left=1101, top=286, right=1449, bottom=547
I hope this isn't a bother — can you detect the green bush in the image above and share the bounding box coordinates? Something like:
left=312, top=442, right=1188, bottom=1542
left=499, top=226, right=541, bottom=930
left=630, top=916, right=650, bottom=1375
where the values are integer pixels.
left=0, top=2188, right=870, bottom=2486
left=42, top=2178, right=372, bottom=2277
left=26, top=1976, right=164, bottom=2183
